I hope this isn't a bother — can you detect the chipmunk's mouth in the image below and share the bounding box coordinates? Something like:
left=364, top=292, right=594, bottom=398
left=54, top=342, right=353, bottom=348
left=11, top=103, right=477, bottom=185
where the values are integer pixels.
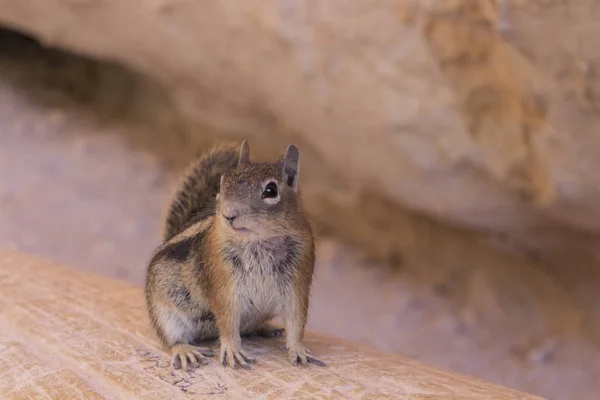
left=231, top=226, right=252, bottom=234
left=220, top=212, right=255, bottom=234
left=226, top=220, right=253, bottom=234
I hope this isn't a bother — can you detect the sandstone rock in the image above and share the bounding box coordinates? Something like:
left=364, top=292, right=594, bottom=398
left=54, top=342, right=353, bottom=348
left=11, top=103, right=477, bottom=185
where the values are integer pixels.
left=0, top=0, right=599, bottom=260
left=0, top=248, right=544, bottom=399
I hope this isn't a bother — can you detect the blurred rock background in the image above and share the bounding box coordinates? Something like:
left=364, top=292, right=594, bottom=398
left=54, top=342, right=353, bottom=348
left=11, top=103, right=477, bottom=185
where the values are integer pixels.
left=1, top=1, right=600, bottom=398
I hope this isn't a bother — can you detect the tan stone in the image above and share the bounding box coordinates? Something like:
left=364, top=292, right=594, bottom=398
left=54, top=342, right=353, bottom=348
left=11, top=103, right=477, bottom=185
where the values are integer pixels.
left=0, top=248, right=543, bottom=399
left=0, top=0, right=599, bottom=260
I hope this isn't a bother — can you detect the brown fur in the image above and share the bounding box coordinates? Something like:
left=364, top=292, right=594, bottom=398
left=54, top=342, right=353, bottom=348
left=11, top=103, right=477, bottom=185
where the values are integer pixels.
left=145, top=139, right=325, bottom=370
left=162, top=141, right=241, bottom=242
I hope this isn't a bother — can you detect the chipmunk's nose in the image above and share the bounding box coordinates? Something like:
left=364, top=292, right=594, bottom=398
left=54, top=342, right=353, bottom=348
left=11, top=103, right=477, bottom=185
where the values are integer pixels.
left=223, top=211, right=237, bottom=223
left=221, top=204, right=239, bottom=223
left=221, top=201, right=250, bottom=225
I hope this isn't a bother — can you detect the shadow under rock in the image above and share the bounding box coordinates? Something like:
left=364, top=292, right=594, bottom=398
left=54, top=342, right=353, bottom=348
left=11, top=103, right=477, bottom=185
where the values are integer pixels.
left=0, top=27, right=207, bottom=170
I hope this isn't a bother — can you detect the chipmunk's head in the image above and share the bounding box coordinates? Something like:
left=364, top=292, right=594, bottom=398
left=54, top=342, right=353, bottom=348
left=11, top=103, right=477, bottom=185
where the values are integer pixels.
left=216, top=140, right=304, bottom=240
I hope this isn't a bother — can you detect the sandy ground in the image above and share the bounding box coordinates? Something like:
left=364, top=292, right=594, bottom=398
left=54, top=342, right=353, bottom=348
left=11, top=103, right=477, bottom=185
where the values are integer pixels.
left=1, top=30, right=600, bottom=399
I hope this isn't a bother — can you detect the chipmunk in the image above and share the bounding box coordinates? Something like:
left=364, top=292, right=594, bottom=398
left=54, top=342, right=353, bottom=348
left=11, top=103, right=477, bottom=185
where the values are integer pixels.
left=145, top=139, right=325, bottom=370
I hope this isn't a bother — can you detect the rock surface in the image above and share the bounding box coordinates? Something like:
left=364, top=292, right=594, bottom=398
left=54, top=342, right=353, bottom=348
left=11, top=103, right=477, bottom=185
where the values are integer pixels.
left=1, top=0, right=600, bottom=261
left=0, top=249, right=544, bottom=399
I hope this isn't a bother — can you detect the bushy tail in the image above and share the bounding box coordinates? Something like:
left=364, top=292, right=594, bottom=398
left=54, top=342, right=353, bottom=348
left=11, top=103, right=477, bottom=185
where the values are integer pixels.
left=163, top=141, right=241, bottom=241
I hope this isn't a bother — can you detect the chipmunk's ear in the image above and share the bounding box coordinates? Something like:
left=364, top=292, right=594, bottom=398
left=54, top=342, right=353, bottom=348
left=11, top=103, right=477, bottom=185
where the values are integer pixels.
left=238, top=139, right=250, bottom=166
left=281, top=144, right=300, bottom=192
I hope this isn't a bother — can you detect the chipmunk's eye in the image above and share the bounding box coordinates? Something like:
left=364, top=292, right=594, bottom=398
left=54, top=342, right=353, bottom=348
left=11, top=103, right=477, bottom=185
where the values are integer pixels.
left=262, top=182, right=278, bottom=199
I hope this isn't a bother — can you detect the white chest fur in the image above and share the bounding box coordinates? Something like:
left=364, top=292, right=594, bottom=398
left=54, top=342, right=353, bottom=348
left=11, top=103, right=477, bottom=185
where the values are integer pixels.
left=229, top=237, right=298, bottom=331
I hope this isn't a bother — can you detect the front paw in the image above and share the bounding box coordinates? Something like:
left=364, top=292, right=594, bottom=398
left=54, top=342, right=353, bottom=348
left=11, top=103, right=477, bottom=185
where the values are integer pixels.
left=287, top=344, right=326, bottom=367
left=220, top=340, right=256, bottom=369
left=171, top=343, right=214, bottom=371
